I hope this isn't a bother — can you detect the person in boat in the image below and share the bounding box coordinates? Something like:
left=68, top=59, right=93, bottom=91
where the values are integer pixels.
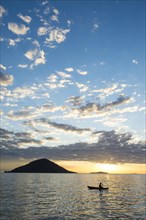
left=99, top=182, right=103, bottom=189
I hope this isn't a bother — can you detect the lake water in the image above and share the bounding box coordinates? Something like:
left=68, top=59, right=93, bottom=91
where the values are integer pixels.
left=0, top=174, right=145, bottom=220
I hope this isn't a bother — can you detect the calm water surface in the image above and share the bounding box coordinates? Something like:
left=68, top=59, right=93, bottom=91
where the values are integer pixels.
left=0, top=174, right=145, bottom=219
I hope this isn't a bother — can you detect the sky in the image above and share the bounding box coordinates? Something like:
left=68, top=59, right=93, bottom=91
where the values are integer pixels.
left=0, top=0, right=145, bottom=173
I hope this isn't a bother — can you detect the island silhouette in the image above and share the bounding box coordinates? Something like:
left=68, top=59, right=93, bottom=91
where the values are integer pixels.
left=6, top=158, right=75, bottom=173
left=90, top=171, right=108, bottom=174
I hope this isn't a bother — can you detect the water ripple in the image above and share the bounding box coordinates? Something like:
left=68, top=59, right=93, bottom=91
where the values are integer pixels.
left=0, top=174, right=145, bottom=220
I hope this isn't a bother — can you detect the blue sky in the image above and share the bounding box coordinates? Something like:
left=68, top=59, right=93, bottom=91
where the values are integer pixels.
left=0, top=0, right=145, bottom=170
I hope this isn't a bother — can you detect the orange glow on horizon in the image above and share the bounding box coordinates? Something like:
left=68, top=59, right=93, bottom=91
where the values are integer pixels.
left=0, top=159, right=145, bottom=174
left=56, top=160, right=146, bottom=174
left=96, top=163, right=118, bottom=173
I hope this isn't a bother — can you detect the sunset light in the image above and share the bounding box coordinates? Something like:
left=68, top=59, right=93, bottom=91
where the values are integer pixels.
left=0, top=0, right=145, bottom=174
left=97, top=163, right=118, bottom=173
left=1, top=1, right=145, bottom=219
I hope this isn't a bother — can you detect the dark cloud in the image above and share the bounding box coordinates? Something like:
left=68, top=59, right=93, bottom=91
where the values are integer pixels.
left=15, top=132, right=32, bottom=138
left=110, top=95, right=131, bottom=106
left=0, top=129, right=15, bottom=146
left=34, top=129, right=50, bottom=134
left=7, top=104, right=66, bottom=120
left=1, top=128, right=145, bottom=164
left=72, top=95, right=131, bottom=116
left=92, top=131, right=105, bottom=135
left=17, top=139, right=42, bottom=146
left=7, top=109, right=35, bottom=120
left=66, top=96, right=84, bottom=106
left=45, top=137, right=57, bottom=141
left=0, top=128, right=41, bottom=148
left=0, top=71, right=14, bottom=86
left=0, top=128, right=14, bottom=136
left=24, top=118, right=91, bottom=134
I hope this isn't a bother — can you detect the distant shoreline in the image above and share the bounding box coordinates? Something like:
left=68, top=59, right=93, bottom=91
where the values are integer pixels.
left=3, top=171, right=145, bottom=175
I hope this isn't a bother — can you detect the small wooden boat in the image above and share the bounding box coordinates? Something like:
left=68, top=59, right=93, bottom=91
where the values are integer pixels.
left=87, top=185, right=109, bottom=190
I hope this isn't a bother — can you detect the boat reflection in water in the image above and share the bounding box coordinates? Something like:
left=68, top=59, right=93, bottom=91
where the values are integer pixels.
left=87, top=185, right=109, bottom=190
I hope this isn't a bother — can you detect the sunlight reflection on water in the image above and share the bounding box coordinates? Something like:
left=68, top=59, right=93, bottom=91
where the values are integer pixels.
left=0, top=174, right=145, bottom=220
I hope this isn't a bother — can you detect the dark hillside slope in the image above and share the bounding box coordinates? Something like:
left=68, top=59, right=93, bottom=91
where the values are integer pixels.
left=10, top=158, right=75, bottom=173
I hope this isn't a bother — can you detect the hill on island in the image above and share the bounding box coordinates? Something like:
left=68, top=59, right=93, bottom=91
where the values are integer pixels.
left=8, top=158, right=75, bottom=173
left=90, top=171, right=109, bottom=174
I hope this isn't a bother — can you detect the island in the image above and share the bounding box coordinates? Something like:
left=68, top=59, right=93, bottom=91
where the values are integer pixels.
left=5, top=158, right=76, bottom=173
left=90, top=171, right=109, bottom=174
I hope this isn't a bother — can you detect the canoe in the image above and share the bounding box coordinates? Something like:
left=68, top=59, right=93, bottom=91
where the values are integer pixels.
left=87, top=185, right=109, bottom=190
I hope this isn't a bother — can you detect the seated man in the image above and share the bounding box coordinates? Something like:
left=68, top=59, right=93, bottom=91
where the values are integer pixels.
left=99, top=182, right=103, bottom=189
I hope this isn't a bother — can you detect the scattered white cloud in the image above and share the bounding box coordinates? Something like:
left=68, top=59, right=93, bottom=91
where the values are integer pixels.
left=132, top=59, right=138, bottom=64
left=7, top=107, right=37, bottom=120
left=99, top=61, right=105, bottom=65
left=44, top=6, right=50, bottom=15
left=66, top=96, right=84, bottom=106
left=92, top=23, right=99, bottom=31
left=32, top=40, right=40, bottom=47
left=47, top=74, right=58, bottom=83
left=59, top=79, right=72, bottom=87
left=0, top=36, right=4, bottom=42
left=51, top=15, right=59, bottom=22
left=33, top=50, right=46, bottom=66
left=8, top=23, right=30, bottom=35
left=40, top=18, right=49, bottom=26
left=18, top=64, right=28, bottom=68
left=37, top=27, right=49, bottom=36
left=0, top=5, right=7, bottom=18
left=25, top=48, right=46, bottom=68
left=37, top=103, right=67, bottom=114
left=0, top=110, right=3, bottom=115
left=12, top=87, right=36, bottom=99
left=42, top=1, right=48, bottom=5
left=0, top=64, right=6, bottom=71
left=8, top=39, right=17, bottom=46
left=96, top=117, right=127, bottom=127
left=25, top=49, right=38, bottom=60
left=57, top=71, right=71, bottom=78
left=0, top=72, right=13, bottom=86
left=0, top=0, right=145, bottom=163
left=51, top=8, right=59, bottom=23
left=6, top=103, right=65, bottom=121
left=139, top=106, right=146, bottom=112
left=91, top=84, right=127, bottom=100
left=42, top=93, right=50, bottom=98
left=77, top=69, right=88, bottom=75
left=3, top=103, right=17, bottom=107
left=76, top=83, right=89, bottom=93
left=67, top=20, right=71, bottom=27
left=65, top=67, right=74, bottom=72
left=53, top=9, right=59, bottom=15
left=92, top=84, right=118, bottom=94
left=45, top=28, right=70, bottom=44
left=0, top=87, right=11, bottom=101
left=8, top=38, right=22, bottom=46
left=116, top=106, right=140, bottom=114
left=44, top=75, right=72, bottom=90
left=17, top=13, right=32, bottom=23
